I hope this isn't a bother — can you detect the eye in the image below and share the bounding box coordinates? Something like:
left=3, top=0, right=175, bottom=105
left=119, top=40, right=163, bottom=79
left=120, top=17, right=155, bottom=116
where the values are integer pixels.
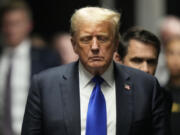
left=166, top=51, right=174, bottom=56
left=147, top=59, right=157, bottom=65
left=131, top=58, right=143, bottom=64
left=80, top=36, right=92, bottom=44
left=97, top=35, right=109, bottom=43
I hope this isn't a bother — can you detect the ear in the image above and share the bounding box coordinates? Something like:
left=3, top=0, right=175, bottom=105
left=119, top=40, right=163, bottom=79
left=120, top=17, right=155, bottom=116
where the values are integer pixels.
left=71, top=37, right=78, bottom=54
left=113, top=52, right=123, bottom=64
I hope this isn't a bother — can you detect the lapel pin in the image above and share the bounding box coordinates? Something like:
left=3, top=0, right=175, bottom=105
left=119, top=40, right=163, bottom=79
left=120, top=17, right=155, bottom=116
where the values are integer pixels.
left=124, top=84, right=131, bottom=91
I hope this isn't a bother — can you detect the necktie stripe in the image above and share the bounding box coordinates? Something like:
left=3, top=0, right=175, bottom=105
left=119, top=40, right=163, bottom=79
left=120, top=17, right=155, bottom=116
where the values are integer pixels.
left=3, top=52, right=14, bottom=135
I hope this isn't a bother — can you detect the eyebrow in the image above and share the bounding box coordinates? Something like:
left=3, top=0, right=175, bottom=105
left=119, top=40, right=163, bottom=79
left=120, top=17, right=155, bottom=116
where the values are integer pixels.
left=80, top=32, right=109, bottom=36
left=130, top=56, right=157, bottom=60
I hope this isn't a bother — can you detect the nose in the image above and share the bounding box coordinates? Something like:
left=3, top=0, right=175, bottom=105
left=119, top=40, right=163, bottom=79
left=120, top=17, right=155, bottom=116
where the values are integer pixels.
left=91, top=37, right=99, bottom=53
left=140, top=62, right=149, bottom=74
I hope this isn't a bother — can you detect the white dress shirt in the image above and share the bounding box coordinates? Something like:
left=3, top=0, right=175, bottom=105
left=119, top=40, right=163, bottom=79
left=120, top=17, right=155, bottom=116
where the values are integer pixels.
left=79, top=61, right=116, bottom=135
left=0, top=40, right=31, bottom=135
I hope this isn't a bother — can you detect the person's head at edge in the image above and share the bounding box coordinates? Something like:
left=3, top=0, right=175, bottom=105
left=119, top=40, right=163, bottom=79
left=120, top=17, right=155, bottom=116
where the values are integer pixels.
left=114, top=27, right=161, bottom=75
left=165, top=36, right=180, bottom=85
left=70, top=7, right=121, bottom=75
left=0, top=0, right=33, bottom=48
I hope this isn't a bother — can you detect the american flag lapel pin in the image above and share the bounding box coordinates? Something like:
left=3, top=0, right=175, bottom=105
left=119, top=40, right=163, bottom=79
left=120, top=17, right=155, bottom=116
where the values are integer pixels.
left=124, top=84, right=131, bottom=91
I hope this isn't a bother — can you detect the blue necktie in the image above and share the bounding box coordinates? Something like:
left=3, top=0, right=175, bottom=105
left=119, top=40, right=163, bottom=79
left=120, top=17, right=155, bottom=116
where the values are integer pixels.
left=86, top=76, right=107, bottom=135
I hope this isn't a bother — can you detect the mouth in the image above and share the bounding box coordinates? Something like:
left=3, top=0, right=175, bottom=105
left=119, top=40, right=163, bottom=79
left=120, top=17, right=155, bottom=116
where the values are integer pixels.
left=88, top=56, right=104, bottom=61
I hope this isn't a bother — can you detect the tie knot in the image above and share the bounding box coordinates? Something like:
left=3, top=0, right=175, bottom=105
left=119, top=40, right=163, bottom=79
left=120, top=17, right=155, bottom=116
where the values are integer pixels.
left=92, top=75, right=104, bottom=84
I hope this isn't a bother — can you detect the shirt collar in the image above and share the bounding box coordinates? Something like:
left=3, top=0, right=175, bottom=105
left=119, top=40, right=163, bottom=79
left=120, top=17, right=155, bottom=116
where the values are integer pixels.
left=4, top=39, right=31, bottom=57
left=14, top=39, right=31, bottom=57
left=101, top=61, right=114, bottom=87
left=79, top=60, right=114, bottom=88
left=79, top=61, right=93, bottom=89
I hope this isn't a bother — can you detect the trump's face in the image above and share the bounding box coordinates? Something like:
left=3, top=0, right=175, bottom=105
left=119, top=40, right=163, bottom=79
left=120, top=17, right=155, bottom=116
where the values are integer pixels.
left=72, top=21, right=118, bottom=75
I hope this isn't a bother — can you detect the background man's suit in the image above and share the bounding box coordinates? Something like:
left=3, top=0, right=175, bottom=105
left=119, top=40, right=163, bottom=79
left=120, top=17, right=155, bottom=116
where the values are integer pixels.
left=30, top=46, right=60, bottom=76
left=0, top=44, right=60, bottom=134
left=0, top=45, right=60, bottom=77
left=22, top=61, right=170, bottom=135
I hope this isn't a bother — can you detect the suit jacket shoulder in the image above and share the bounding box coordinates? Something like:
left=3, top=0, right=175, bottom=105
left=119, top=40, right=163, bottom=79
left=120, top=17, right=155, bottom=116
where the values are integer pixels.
left=114, top=62, right=170, bottom=135
left=114, top=62, right=157, bottom=87
left=30, top=46, right=61, bottom=75
left=34, top=61, right=78, bottom=80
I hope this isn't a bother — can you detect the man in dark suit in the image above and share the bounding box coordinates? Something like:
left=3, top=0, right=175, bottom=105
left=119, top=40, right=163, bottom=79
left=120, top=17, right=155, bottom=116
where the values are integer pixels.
left=0, top=1, right=59, bottom=134
left=22, top=7, right=170, bottom=135
left=114, top=27, right=172, bottom=129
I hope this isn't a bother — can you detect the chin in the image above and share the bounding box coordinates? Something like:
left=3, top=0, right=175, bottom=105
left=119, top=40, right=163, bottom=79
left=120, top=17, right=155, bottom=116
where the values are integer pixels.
left=88, top=61, right=105, bottom=68
left=88, top=62, right=108, bottom=74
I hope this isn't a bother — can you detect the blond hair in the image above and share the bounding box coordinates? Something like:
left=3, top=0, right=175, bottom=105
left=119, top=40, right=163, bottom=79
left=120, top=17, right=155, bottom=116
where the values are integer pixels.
left=70, top=7, right=121, bottom=41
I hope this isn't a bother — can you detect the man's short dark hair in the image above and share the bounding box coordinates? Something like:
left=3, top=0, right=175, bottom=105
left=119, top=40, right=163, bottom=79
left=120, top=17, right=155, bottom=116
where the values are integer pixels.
left=118, top=27, right=161, bottom=59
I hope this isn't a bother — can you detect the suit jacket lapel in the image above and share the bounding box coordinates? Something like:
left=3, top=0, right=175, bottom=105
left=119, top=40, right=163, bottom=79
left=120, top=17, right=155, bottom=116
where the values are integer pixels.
left=60, top=62, right=133, bottom=135
left=60, top=62, right=81, bottom=135
left=114, top=63, right=133, bottom=135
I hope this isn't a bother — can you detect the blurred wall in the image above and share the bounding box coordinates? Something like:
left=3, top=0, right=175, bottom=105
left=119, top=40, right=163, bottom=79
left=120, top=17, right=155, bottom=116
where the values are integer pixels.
left=26, top=0, right=100, bottom=41
left=21, top=0, right=180, bottom=41
left=135, top=0, right=166, bottom=34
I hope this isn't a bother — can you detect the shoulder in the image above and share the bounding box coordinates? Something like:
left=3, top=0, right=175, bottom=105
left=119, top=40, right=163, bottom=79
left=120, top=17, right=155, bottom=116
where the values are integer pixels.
left=30, top=46, right=61, bottom=68
left=31, top=46, right=59, bottom=59
left=114, top=63, right=163, bottom=103
left=114, top=62, right=158, bottom=89
left=115, top=62, right=156, bottom=80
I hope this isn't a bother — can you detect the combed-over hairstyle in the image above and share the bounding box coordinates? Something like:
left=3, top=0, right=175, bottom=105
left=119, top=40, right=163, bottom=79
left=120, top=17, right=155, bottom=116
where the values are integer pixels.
left=70, top=7, right=121, bottom=42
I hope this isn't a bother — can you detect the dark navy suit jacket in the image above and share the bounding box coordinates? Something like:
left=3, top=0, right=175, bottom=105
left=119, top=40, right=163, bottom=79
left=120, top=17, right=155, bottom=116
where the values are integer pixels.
left=22, top=61, right=170, bottom=135
left=30, top=46, right=60, bottom=76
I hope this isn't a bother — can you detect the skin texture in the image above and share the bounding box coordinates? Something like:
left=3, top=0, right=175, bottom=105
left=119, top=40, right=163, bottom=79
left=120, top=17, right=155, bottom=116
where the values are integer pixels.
left=2, top=10, right=32, bottom=47
left=117, top=39, right=158, bottom=75
left=71, top=21, right=118, bottom=75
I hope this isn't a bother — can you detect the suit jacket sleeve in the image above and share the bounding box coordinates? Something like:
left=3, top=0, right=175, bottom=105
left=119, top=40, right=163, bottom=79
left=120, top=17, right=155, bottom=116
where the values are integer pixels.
left=21, top=75, right=42, bottom=135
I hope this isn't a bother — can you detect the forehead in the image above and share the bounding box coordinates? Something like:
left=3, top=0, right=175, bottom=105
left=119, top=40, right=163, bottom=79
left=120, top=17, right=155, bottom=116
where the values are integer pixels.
left=76, top=20, right=113, bottom=36
left=127, top=39, right=158, bottom=58
left=3, top=9, right=29, bottom=21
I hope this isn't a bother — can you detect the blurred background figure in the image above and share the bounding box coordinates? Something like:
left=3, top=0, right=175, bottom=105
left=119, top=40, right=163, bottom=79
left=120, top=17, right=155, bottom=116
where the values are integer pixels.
left=159, top=16, right=180, bottom=45
left=164, top=36, right=180, bottom=135
left=30, top=33, right=47, bottom=49
left=155, top=16, right=180, bottom=86
left=0, top=1, right=59, bottom=135
left=52, top=33, right=78, bottom=64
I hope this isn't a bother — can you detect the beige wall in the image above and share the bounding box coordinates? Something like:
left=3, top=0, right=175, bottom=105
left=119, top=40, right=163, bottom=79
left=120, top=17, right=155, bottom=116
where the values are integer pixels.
left=135, top=0, right=166, bottom=34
